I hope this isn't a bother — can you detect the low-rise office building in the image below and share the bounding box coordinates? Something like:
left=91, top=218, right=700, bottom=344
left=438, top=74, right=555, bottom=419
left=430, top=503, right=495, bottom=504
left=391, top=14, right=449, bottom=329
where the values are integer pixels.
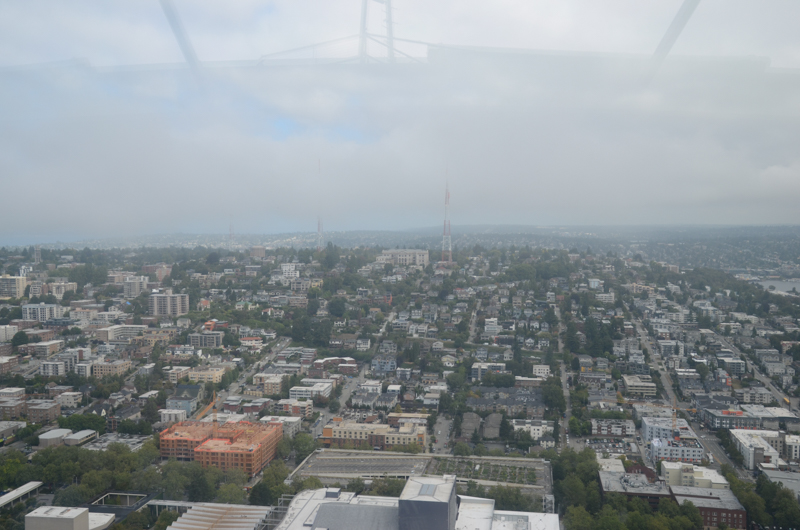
left=289, top=383, right=332, bottom=400
left=622, top=375, right=657, bottom=397
left=321, top=420, right=427, bottom=451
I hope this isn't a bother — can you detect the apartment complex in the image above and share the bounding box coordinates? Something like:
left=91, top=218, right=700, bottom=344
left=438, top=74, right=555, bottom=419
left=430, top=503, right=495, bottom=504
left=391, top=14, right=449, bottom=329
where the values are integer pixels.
left=96, top=325, right=147, bottom=342
left=277, top=399, right=314, bottom=418
left=188, top=367, right=227, bottom=384
left=0, top=275, right=26, bottom=299
left=321, top=420, right=427, bottom=450
left=123, top=276, right=148, bottom=298
left=160, top=421, right=282, bottom=477
left=532, top=365, right=551, bottom=377
left=733, top=387, right=774, bottom=404
left=22, top=303, right=66, bottom=322
left=26, top=401, right=61, bottom=424
left=471, top=362, right=506, bottom=381
left=149, top=290, right=190, bottom=317
left=591, top=419, right=637, bottom=437
left=189, top=331, right=224, bottom=349
left=92, top=360, right=132, bottom=378
left=39, top=361, right=66, bottom=377
left=289, top=383, right=331, bottom=400
left=254, top=374, right=286, bottom=395
left=730, top=429, right=784, bottom=470
left=622, top=375, right=657, bottom=397
left=376, top=249, right=430, bottom=267
left=661, top=462, right=729, bottom=489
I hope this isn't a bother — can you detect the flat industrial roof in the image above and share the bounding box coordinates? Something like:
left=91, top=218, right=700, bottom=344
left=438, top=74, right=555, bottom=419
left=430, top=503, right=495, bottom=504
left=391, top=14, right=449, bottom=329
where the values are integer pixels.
left=39, top=429, right=72, bottom=439
left=65, top=429, right=97, bottom=439
left=0, top=481, right=42, bottom=509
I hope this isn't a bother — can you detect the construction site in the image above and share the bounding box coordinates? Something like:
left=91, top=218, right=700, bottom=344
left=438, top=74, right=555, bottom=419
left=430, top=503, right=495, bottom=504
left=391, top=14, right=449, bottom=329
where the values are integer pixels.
left=160, top=420, right=282, bottom=477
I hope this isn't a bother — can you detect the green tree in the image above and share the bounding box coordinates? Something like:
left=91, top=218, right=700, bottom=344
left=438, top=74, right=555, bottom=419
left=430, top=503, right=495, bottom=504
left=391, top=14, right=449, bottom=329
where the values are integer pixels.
left=346, top=477, right=366, bottom=494
left=11, top=331, right=28, bottom=347
left=153, top=511, right=180, bottom=530
left=293, top=433, right=316, bottom=464
left=53, top=485, right=87, bottom=506
left=453, top=442, right=472, bottom=456
left=275, top=438, right=292, bottom=460
left=564, top=506, right=593, bottom=530
left=371, top=477, right=406, bottom=497
left=328, top=298, right=346, bottom=318
left=216, top=483, right=246, bottom=504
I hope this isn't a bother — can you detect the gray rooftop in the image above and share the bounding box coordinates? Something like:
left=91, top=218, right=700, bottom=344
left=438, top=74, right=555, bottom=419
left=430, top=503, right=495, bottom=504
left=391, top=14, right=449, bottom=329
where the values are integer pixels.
left=761, top=470, right=800, bottom=499
left=312, top=503, right=399, bottom=530
left=598, top=472, right=670, bottom=496
left=670, top=486, right=745, bottom=511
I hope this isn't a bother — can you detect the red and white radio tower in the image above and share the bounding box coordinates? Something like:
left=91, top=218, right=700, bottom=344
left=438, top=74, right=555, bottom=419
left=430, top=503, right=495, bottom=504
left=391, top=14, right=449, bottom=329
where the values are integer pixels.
left=442, top=184, right=452, bottom=263
left=317, top=218, right=324, bottom=252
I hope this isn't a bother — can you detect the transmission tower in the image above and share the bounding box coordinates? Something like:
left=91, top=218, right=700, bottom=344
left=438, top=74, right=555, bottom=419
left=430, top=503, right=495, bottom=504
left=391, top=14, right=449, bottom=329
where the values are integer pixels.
left=317, top=218, right=324, bottom=252
left=442, top=184, right=452, bottom=263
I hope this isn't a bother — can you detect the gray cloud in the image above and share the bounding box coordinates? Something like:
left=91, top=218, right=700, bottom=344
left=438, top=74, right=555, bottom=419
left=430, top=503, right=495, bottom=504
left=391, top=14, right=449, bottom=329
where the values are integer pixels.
left=1, top=1, right=799, bottom=245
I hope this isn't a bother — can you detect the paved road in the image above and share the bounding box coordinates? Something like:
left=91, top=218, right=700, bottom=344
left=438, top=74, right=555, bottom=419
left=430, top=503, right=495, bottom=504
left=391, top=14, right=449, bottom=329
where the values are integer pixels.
left=432, top=415, right=453, bottom=454
left=559, top=360, right=570, bottom=452
left=467, top=300, right=482, bottom=344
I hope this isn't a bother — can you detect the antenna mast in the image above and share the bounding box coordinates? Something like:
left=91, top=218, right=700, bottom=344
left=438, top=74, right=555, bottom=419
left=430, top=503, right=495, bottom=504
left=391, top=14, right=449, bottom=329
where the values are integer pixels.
left=317, top=218, right=324, bottom=252
left=442, top=183, right=451, bottom=263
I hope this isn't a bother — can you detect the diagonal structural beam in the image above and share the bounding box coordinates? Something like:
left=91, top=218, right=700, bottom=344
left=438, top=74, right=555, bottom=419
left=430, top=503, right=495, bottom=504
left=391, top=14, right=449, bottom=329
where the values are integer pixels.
left=649, top=0, right=701, bottom=78
left=359, top=0, right=369, bottom=63
left=159, top=0, right=200, bottom=76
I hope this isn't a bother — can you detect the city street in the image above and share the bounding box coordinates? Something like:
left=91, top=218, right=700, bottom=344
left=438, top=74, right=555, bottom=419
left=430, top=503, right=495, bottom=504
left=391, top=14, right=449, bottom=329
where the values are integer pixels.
left=432, top=415, right=453, bottom=453
left=559, top=360, right=570, bottom=452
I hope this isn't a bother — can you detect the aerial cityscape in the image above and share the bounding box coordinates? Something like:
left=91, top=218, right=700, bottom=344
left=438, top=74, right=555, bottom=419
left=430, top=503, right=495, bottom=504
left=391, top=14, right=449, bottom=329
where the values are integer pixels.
left=2, top=1, right=800, bottom=530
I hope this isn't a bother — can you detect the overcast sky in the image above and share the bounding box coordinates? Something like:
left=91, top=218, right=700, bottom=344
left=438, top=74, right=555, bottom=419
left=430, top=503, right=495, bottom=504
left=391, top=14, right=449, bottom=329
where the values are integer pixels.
left=1, top=0, right=799, bottom=245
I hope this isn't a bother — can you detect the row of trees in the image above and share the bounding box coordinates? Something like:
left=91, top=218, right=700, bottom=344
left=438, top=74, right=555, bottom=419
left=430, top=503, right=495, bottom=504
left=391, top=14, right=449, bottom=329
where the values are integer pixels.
left=721, top=464, right=800, bottom=527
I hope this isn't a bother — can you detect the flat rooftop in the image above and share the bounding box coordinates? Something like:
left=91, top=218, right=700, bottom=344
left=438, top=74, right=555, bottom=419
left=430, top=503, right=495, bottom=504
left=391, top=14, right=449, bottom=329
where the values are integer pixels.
left=761, top=469, right=800, bottom=498
left=273, top=483, right=560, bottom=530
left=292, top=450, right=431, bottom=482
left=83, top=433, right=151, bottom=452
left=670, top=486, right=745, bottom=511
left=598, top=472, right=670, bottom=496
